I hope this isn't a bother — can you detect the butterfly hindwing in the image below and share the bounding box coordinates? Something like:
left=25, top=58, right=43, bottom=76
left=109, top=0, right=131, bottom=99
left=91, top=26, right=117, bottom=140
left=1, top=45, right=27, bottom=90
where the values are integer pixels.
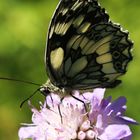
left=46, top=0, right=133, bottom=90
left=62, top=23, right=132, bottom=89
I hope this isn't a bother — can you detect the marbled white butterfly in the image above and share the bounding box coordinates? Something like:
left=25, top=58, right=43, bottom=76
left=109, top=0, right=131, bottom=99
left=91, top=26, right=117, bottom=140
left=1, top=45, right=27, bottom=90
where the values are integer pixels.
left=40, top=0, right=133, bottom=97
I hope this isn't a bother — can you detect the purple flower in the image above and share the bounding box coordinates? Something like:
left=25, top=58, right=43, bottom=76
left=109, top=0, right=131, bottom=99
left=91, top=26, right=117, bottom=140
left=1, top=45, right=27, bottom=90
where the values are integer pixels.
left=18, top=89, right=137, bottom=140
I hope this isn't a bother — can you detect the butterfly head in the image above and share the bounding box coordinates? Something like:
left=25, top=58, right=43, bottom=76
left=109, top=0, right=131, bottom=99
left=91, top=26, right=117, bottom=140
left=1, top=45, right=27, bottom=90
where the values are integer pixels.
left=40, top=79, right=67, bottom=97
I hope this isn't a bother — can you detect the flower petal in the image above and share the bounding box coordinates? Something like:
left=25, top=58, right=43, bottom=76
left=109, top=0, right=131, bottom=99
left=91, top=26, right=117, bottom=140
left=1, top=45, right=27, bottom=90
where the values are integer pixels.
left=99, top=124, right=132, bottom=140
left=118, top=116, right=138, bottom=125
left=92, top=88, right=105, bottom=103
left=19, top=90, right=137, bottom=140
left=104, top=97, right=127, bottom=116
left=18, top=126, right=38, bottom=139
left=46, top=93, right=61, bottom=107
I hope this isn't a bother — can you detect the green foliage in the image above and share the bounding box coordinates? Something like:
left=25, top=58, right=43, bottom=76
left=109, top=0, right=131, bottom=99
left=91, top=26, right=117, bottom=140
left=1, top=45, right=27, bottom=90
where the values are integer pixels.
left=0, top=0, right=139, bottom=139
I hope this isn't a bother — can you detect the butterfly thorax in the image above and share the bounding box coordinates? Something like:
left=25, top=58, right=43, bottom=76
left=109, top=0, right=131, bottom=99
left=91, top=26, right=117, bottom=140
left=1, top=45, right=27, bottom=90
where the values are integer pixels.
left=40, top=79, right=68, bottom=97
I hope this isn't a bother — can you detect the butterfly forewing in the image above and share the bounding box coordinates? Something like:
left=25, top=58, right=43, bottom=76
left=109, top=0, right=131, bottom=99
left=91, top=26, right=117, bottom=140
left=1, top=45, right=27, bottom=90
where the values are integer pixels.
left=45, top=0, right=133, bottom=91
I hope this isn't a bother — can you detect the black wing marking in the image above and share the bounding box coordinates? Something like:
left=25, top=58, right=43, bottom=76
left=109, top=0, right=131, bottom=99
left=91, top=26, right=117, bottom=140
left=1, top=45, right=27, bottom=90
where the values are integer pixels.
left=45, top=0, right=133, bottom=90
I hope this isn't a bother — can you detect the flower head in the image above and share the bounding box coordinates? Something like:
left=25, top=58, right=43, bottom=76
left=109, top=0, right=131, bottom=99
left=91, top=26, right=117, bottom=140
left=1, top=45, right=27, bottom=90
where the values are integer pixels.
left=18, top=89, right=137, bottom=140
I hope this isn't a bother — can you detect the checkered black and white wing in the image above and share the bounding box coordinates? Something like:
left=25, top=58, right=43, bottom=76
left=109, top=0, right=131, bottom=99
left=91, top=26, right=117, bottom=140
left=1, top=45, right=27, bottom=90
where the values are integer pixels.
left=45, top=0, right=133, bottom=90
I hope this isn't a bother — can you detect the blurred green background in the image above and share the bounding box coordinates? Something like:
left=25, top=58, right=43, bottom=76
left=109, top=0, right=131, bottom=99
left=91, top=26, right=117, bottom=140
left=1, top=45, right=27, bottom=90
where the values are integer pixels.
left=0, top=0, right=139, bottom=139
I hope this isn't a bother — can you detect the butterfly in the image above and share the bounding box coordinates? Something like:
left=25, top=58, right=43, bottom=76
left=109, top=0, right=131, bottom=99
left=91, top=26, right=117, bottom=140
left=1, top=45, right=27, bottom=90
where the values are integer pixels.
left=40, top=0, right=133, bottom=96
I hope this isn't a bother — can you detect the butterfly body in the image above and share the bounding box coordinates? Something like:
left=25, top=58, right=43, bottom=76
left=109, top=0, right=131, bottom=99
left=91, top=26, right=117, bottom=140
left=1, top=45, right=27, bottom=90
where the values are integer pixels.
left=42, top=0, right=133, bottom=96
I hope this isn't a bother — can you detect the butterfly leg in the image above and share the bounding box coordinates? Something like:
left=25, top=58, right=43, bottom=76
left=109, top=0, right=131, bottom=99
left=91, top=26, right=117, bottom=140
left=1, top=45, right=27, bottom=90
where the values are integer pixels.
left=58, top=104, right=63, bottom=124
left=58, top=97, right=65, bottom=124
left=49, top=94, right=54, bottom=107
left=70, top=92, right=88, bottom=113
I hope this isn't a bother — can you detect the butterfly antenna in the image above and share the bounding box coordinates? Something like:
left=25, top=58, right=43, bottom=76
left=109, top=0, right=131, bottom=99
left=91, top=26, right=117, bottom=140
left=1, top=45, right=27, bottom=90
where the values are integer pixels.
left=20, top=88, right=40, bottom=108
left=0, top=77, right=41, bottom=86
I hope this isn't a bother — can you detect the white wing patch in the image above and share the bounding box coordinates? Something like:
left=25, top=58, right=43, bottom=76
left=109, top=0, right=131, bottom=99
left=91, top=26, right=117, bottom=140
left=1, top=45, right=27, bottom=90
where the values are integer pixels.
left=80, top=37, right=89, bottom=49
left=53, top=15, right=87, bottom=36
left=102, top=63, right=117, bottom=73
left=96, top=53, right=112, bottom=64
left=71, top=1, right=83, bottom=11
left=72, top=36, right=84, bottom=50
left=54, top=20, right=73, bottom=35
left=49, top=25, right=55, bottom=39
left=82, top=40, right=95, bottom=54
left=67, top=35, right=81, bottom=49
left=50, top=47, right=64, bottom=69
left=96, top=42, right=110, bottom=55
left=73, top=15, right=85, bottom=27
left=61, top=8, right=69, bottom=15
left=67, top=34, right=113, bottom=56
left=104, top=73, right=121, bottom=82
left=84, top=35, right=112, bottom=55
left=78, top=22, right=91, bottom=33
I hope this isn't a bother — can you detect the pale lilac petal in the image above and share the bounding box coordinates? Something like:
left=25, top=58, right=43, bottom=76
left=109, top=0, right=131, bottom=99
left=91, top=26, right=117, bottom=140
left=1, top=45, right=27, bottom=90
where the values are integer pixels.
left=63, top=91, right=92, bottom=110
left=99, top=124, right=132, bottom=140
left=46, top=93, right=60, bottom=107
left=31, top=109, right=44, bottom=125
left=96, top=114, right=103, bottom=129
left=91, top=88, right=105, bottom=110
left=92, top=88, right=105, bottom=103
left=89, top=88, right=105, bottom=122
left=80, top=91, right=94, bottom=102
left=18, top=126, right=38, bottom=139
